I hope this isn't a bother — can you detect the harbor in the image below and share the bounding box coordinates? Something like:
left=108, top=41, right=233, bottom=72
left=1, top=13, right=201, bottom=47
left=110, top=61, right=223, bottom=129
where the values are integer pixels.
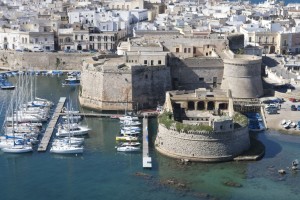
left=0, top=75, right=299, bottom=200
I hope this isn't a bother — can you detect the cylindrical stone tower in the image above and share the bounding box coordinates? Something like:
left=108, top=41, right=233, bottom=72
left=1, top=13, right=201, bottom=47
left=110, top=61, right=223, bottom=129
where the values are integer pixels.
left=221, top=53, right=263, bottom=98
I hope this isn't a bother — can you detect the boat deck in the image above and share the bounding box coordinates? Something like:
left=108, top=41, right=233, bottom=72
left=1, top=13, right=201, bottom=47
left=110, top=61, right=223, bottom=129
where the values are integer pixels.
left=142, top=116, right=152, bottom=169
left=38, top=97, right=66, bottom=152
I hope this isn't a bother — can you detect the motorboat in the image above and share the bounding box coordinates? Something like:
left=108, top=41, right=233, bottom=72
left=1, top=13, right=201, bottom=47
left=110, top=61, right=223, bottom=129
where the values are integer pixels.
left=120, top=120, right=141, bottom=126
left=116, top=143, right=141, bottom=152
left=0, top=81, right=15, bottom=90
left=116, top=135, right=139, bottom=142
left=62, top=75, right=80, bottom=86
left=120, top=129, right=141, bottom=135
left=119, top=115, right=139, bottom=121
left=56, top=124, right=90, bottom=137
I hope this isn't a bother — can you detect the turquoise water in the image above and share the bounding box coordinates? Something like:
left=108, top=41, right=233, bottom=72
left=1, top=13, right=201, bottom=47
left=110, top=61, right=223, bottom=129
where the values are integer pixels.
left=1, top=76, right=300, bottom=200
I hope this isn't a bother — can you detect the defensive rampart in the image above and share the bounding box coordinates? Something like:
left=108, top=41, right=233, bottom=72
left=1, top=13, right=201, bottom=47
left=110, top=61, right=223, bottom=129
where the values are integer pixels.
left=221, top=52, right=263, bottom=98
left=0, top=51, right=88, bottom=70
left=155, top=124, right=250, bottom=162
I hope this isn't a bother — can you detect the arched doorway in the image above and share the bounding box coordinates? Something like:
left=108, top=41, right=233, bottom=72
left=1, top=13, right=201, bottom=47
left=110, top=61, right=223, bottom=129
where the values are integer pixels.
left=77, top=44, right=82, bottom=50
left=207, top=101, right=215, bottom=110
left=188, top=101, right=195, bottom=110
left=197, top=101, right=205, bottom=110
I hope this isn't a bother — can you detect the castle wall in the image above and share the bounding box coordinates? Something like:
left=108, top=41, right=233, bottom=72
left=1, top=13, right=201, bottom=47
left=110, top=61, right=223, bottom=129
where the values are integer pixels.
left=221, top=55, right=263, bottom=98
left=80, top=62, right=171, bottom=110
left=80, top=66, right=133, bottom=110
left=155, top=124, right=250, bottom=162
left=0, top=51, right=86, bottom=70
left=170, top=57, right=224, bottom=90
left=132, top=65, right=172, bottom=108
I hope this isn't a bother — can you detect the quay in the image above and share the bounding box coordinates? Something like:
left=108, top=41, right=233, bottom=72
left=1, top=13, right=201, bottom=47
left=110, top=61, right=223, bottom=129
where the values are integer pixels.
left=142, top=116, right=152, bottom=169
left=37, top=97, right=67, bottom=152
left=58, top=110, right=158, bottom=119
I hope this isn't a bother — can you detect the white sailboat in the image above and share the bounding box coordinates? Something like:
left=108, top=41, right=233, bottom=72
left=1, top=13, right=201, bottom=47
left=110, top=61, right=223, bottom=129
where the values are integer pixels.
left=50, top=103, right=84, bottom=154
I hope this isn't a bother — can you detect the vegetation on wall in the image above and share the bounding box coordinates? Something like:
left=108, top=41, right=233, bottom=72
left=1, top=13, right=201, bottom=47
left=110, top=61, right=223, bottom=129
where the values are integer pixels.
left=158, top=112, right=213, bottom=133
left=233, top=112, right=248, bottom=127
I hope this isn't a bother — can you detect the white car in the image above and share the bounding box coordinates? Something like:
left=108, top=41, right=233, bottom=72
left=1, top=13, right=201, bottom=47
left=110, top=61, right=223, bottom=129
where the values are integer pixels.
left=32, top=47, right=43, bottom=52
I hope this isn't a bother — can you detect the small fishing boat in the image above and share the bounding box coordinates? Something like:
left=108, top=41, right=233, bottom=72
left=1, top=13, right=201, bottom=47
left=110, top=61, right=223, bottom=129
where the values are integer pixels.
left=281, top=119, right=286, bottom=125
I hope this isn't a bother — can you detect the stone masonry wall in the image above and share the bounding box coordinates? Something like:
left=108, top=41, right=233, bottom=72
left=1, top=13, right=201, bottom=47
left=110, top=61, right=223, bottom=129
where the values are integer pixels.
left=0, top=51, right=89, bottom=70
left=79, top=67, right=133, bottom=110
left=132, top=65, right=172, bottom=109
left=221, top=57, right=264, bottom=98
left=155, top=124, right=250, bottom=162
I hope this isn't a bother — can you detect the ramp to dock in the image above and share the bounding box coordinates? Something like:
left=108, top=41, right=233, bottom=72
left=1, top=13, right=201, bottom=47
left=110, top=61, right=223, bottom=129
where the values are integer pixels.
left=38, top=97, right=66, bottom=152
left=142, top=116, right=152, bottom=169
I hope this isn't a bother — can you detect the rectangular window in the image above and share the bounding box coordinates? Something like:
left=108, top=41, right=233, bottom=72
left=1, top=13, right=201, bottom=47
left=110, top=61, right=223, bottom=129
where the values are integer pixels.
left=81, top=35, right=83, bottom=40
left=207, top=45, right=209, bottom=48
left=188, top=48, right=191, bottom=53
left=184, top=48, right=187, bottom=53
left=144, top=60, right=147, bottom=65
left=199, top=77, right=204, bottom=81
left=249, top=37, right=252, bottom=42
left=75, top=35, right=78, bottom=40
left=158, top=60, right=161, bottom=64
left=45, top=38, right=47, bottom=42
left=176, top=47, right=179, bottom=53
left=104, top=36, right=107, bottom=41
left=151, top=60, right=154, bottom=65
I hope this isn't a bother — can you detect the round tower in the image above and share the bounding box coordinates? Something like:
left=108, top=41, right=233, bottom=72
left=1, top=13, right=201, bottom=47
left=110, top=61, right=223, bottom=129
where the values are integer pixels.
left=221, top=53, right=263, bottom=98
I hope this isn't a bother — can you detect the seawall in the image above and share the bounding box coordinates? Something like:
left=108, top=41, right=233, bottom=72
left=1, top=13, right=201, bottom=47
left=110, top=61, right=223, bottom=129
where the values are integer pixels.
left=0, top=51, right=90, bottom=70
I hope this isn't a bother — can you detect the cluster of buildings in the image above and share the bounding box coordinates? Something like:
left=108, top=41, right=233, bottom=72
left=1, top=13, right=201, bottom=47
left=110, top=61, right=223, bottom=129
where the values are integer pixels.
left=0, top=0, right=299, bottom=54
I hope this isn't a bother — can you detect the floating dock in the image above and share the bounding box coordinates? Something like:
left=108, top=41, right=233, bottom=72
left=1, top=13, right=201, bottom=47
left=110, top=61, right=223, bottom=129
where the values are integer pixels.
left=37, top=97, right=66, bottom=152
left=142, top=116, right=152, bottom=169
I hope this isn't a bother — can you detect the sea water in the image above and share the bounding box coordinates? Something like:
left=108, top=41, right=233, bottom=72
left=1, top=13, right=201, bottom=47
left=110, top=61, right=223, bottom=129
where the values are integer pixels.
left=0, top=75, right=300, bottom=200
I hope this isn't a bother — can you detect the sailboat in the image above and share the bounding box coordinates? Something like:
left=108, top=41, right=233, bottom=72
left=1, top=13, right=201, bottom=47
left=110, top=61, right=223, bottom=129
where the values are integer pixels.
left=1, top=95, right=33, bottom=153
left=50, top=103, right=84, bottom=154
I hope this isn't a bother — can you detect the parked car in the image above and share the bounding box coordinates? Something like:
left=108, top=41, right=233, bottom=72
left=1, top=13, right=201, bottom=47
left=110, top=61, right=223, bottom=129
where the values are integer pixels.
left=297, top=105, right=300, bottom=111
left=291, top=105, right=297, bottom=111
left=23, top=48, right=32, bottom=52
left=32, top=47, right=43, bottom=52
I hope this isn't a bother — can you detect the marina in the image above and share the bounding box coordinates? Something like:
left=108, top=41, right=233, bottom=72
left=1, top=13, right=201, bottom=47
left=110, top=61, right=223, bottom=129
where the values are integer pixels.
left=37, top=97, right=66, bottom=152
left=0, top=75, right=299, bottom=200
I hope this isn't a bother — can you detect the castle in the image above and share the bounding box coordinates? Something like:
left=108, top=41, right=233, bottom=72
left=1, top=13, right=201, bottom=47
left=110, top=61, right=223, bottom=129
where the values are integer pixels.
left=79, top=33, right=263, bottom=110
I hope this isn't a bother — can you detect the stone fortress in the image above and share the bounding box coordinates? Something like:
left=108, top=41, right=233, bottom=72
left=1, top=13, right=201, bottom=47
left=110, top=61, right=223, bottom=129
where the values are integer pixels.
left=80, top=33, right=263, bottom=110
left=79, top=33, right=264, bottom=162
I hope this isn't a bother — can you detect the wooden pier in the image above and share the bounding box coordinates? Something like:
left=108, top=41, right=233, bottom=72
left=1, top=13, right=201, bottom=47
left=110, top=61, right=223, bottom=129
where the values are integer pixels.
left=37, top=97, right=66, bottom=152
left=142, top=116, right=152, bottom=169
